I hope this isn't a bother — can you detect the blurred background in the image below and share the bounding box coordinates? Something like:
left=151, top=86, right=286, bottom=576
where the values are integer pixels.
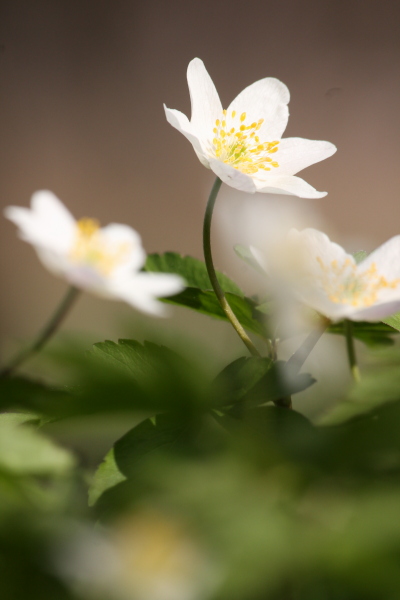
left=1, top=0, right=400, bottom=412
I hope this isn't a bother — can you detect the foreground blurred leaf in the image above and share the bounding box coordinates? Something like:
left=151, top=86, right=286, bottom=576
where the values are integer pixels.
left=0, top=413, right=75, bottom=475
left=89, top=413, right=194, bottom=506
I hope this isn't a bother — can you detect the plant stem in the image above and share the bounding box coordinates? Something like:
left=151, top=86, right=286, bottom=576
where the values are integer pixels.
left=344, top=319, right=360, bottom=382
left=203, top=177, right=260, bottom=357
left=1, top=286, right=80, bottom=378
left=286, top=319, right=330, bottom=376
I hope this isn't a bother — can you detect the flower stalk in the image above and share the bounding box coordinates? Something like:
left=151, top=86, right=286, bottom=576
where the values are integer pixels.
left=0, top=285, right=80, bottom=378
left=344, top=319, right=361, bottom=382
left=203, top=177, right=260, bottom=357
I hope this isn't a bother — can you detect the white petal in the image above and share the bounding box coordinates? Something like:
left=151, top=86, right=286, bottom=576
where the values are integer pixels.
left=255, top=174, right=327, bottom=198
left=350, top=300, right=400, bottom=322
left=227, top=78, right=290, bottom=140
left=100, top=223, right=146, bottom=274
left=5, top=191, right=76, bottom=252
left=359, top=235, right=400, bottom=280
left=110, top=273, right=185, bottom=316
left=275, top=138, right=337, bottom=175
left=187, top=58, right=223, bottom=140
left=164, top=105, right=209, bottom=166
left=31, top=190, right=76, bottom=229
left=209, top=159, right=257, bottom=193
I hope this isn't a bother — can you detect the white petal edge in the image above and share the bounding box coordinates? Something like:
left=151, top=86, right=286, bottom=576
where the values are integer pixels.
left=274, top=138, right=337, bottom=176
left=227, top=78, right=290, bottom=140
left=5, top=191, right=76, bottom=252
left=187, top=58, right=223, bottom=142
left=209, top=159, right=257, bottom=193
left=110, top=273, right=185, bottom=317
left=164, top=105, right=210, bottom=167
left=255, top=174, right=327, bottom=198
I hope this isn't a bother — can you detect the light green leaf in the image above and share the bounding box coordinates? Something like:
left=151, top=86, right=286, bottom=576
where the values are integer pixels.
left=382, top=311, right=400, bottom=332
left=0, top=413, right=75, bottom=475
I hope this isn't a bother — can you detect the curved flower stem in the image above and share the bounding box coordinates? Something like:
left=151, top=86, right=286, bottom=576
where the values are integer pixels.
left=344, top=319, right=360, bottom=382
left=203, top=177, right=260, bottom=357
left=1, top=285, right=80, bottom=378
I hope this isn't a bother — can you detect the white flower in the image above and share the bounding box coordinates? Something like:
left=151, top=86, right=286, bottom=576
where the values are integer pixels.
left=5, top=191, right=185, bottom=316
left=252, top=228, right=400, bottom=322
left=164, top=58, right=336, bottom=199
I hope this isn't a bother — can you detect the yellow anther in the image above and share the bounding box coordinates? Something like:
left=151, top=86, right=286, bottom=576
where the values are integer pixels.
left=77, top=218, right=99, bottom=236
left=240, top=112, right=246, bottom=122
left=230, top=128, right=235, bottom=134
left=255, top=136, right=260, bottom=143
left=271, top=161, right=279, bottom=167
left=223, top=109, right=227, bottom=115
left=213, top=127, right=217, bottom=134
left=240, top=125, right=246, bottom=131
left=222, top=120, right=226, bottom=127
left=215, top=119, right=220, bottom=126
left=220, top=130, right=226, bottom=137
left=251, top=122, right=256, bottom=128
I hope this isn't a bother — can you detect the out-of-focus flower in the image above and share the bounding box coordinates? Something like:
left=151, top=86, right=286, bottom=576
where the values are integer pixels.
left=252, top=228, right=400, bottom=322
left=53, top=510, right=220, bottom=600
left=5, top=191, right=185, bottom=316
left=164, top=58, right=336, bottom=198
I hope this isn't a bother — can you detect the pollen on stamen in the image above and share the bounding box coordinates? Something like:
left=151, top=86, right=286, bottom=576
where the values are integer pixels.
left=231, top=110, right=236, bottom=118
left=240, top=112, right=246, bottom=122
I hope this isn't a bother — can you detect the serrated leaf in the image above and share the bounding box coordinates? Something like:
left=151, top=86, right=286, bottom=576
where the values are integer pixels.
left=160, top=288, right=267, bottom=337
left=382, top=311, right=400, bottom=332
left=145, top=252, right=243, bottom=296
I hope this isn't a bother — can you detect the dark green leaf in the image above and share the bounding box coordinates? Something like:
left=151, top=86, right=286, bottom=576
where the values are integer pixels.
left=89, top=413, right=191, bottom=506
left=163, top=288, right=267, bottom=336
left=328, top=320, right=398, bottom=347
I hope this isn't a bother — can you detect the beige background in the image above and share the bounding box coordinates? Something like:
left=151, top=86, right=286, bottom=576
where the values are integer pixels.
left=1, top=0, right=400, bottom=392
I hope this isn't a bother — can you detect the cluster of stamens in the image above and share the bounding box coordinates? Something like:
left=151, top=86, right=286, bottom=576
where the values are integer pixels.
left=316, top=257, right=400, bottom=307
left=211, top=110, right=280, bottom=175
left=69, top=218, right=131, bottom=275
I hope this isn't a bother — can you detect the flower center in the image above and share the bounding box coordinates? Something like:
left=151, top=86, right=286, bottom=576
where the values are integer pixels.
left=211, top=110, right=280, bottom=175
left=316, top=257, right=400, bottom=307
left=70, top=218, right=131, bottom=275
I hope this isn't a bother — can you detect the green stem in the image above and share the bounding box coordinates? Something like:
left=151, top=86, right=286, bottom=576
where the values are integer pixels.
left=286, top=319, right=330, bottom=376
left=1, top=286, right=80, bottom=378
left=344, top=320, right=360, bottom=382
left=203, top=177, right=260, bottom=357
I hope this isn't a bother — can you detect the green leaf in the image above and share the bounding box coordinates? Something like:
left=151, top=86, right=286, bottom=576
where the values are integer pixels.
left=89, top=413, right=190, bottom=506
left=161, top=288, right=267, bottom=337
left=214, top=357, right=315, bottom=411
left=144, top=252, right=267, bottom=337
left=213, top=356, right=274, bottom=406
left=382, top=311, right=400, bottom=332
left=145, top=252, right=243, bottom=296
left=0, top=413, right=75, bottom=475
left=328, top=321, right=398, bottom=347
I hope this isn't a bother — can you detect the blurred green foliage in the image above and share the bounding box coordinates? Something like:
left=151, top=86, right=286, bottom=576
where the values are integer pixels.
left=3, top=253, right=400, bottom=600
